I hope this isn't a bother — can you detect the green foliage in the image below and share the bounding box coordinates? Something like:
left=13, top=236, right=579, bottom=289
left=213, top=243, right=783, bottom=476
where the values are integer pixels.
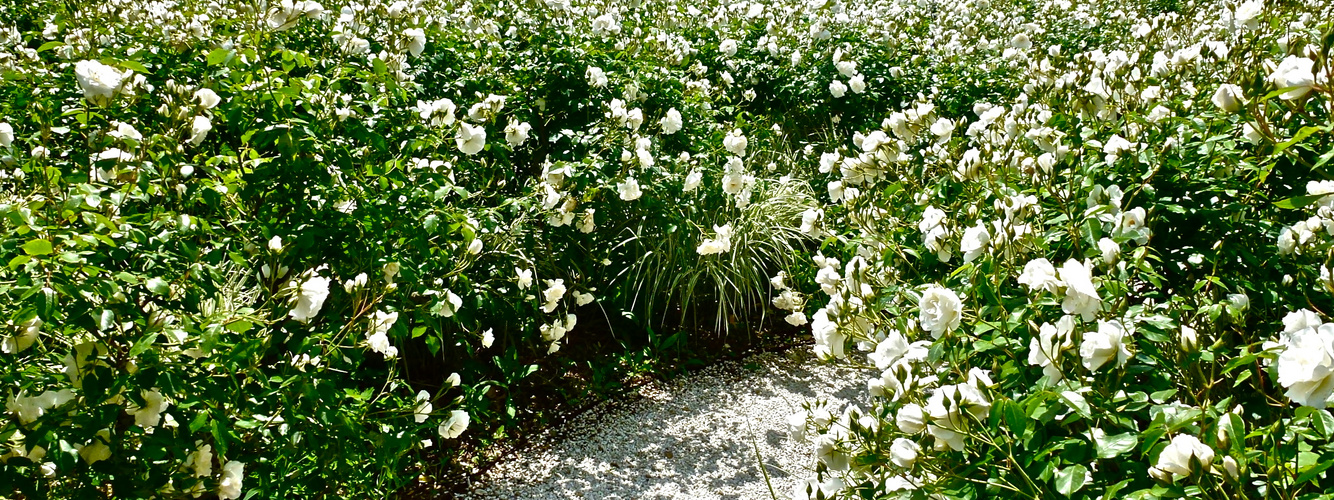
left=2, top=0, right=1333, bottom=498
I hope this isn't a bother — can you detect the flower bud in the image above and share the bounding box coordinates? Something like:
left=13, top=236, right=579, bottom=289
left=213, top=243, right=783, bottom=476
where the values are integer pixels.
left=1180, top=324, right=1200, bottom=353
left=1220, top=456, right=1240, bottom=482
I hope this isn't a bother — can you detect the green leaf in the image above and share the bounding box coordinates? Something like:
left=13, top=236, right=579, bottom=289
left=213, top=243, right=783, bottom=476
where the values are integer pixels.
left=23, top=239, right=53, bottom=256
left=1104, top=478, right=1132, bottom=499
left=1296, top=459, right=1334, bottom=485
left=1312, top=409, right=1334, bottom=439
left=1150, top=389, right=1177, bottom=404
left=211, top=419, right=229, bottom=456
left=207, top=48, right=232, bottom=66
left=1059, top=391, right=1092, bottom=419
left=1094, top=430, right=1138, bottom=459
left=225, top=320, right=253, bottom=334
left=8, top=255, right=31, bottom=269
left=189, top=413, right=210, bottom=432
left=146, top=277, right=170, bottom=295
left=128, top=332, right=159, bottom=358
left=1273, top=125, right=1326, bottom=155
left=881, top=182, right=904, bottom=198
left=1054, top=464, right=1088, bottom=497
left=995, top=399, right=1028, bottom=436
left=120, top=60, right=149, bottom=74
left=36, top=41, right=64, bottom=53
left=1275, top=194, right=1326, bottom=210
left=425, top=334, right=440, bottom=355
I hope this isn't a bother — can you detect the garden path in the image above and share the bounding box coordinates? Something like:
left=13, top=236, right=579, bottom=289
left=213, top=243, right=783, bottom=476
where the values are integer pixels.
left=461, top=348, right=863, bottom=500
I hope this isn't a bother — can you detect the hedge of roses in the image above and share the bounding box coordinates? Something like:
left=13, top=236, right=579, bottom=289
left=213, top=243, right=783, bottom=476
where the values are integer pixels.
left=1, top=0, right=1331, bottom=498
left=0, top=0, right=851, bottom=496
left=785, top=0, right=1334, bottom=498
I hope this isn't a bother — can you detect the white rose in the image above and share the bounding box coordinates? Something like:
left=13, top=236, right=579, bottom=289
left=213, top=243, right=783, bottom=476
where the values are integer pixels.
left=1029, top=322, right=1072, bottom=381
left=784, top=311, right=807, bottom=326
left=432, top=290, right=463, bottom=318
left=811, top=309, right=846, bottom=360
left=889, top=438, right=920, bottom=468
left=895, top=403, right=926, bottom=434
left=1284, top=309, right=1323, bottom=336
left=0, top=122, right=13, bottom=148
left=404, top=28, right=427, bottom=57
left=868, top=331, right=910, bottom=370
left=722, top=172, right=746, bottom=195
left=516, top=268, right=533, bottom=289
left=787, top=412, right=808, bottom=442
left=1011, top=32, right=1032, bottom=50
left=1097, top=238, right=1120, bottom=265
left=1274, top=323, right=1334, bottom=407
left=1059, top=259, right=1101, bottom=321
left=723, top=129, right=748, bottom=156
left=661, top=108, right=683, bottom=135
left=188, top=115, right=212, bottom=146
left=835, top=60, right=857, bottom=78
left=849, top=74, right=866, bottom=94
left=626, top=108, right=644, bottom=130
left=829, top=80, right=847, bottom=98
left=129, top=389, right=167, bottom=428
left=188, top=444, right=213, bottom=478
left=1151, top=434, right=1214, bottom=480
left=719, top=39, right=738, bottom=57
left=617, top=177, right=642, bottom=201
left=696, top=224, right=733, bottom=255
left=439, top=409, right=470, bottom=439
left=1080, top=320, right=1132, bottom=371
left=1180, top=324, right=1200, bottom=353
left=456, top=123, right=486, bottom=155
left=288, top=276, right=330, bottom=323
left=918, top=285, right=963, bottom=339
left=504, top=121, right=531, bottom=147
left=586, top=66, right=607, bottom=87
left=414, top=390, right=433, bottom=423
left=1242, top=122, right=1263, bottom=144
left=194, top=88, right=222, bottom=109
left=367, top=310, right=400, bottom=357
left=74, top=60, right=131, bottom=105
left=541, top=279, right=566, bottom=313
left=959, top=222, right=991, bottom=263
left=1211, top=84, right=1243, bottom=113
left=1117, top=207, right=1151, bottom=244
left=1269, top=55, right=1316, bottom=100
left=1221, top=456, right=1241, bottom=481
left=1234, top=0, right=1262, bottom=30
left=928, top=424, right=965, bottom=451
left=683, top=170, right=702, bottom=192
left=218, top=461, right=245, bottom=500
left=574, top=291, right=595, bottom=306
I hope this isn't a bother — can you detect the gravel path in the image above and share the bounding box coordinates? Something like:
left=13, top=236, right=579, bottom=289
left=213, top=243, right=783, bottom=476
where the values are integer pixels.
left=462, top=348, right=864, bottom=500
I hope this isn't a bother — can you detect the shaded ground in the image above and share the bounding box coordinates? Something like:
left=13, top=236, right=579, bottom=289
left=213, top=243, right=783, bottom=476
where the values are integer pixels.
left=461, top=347, right=863, bottom=500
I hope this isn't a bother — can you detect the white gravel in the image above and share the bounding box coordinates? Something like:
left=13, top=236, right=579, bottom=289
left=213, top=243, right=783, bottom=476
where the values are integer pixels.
left=462, top=347, right=864, bottom=500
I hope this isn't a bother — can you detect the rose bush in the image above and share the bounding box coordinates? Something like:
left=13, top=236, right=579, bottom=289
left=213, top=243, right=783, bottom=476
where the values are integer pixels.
left=1, top=0, right=1332, bottom=497
left=783, top=0, right=1334, bottom=497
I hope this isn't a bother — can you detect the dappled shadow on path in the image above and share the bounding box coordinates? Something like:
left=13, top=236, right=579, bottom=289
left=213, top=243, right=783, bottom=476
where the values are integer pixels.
left=463, top=348, right=865, bottom=500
